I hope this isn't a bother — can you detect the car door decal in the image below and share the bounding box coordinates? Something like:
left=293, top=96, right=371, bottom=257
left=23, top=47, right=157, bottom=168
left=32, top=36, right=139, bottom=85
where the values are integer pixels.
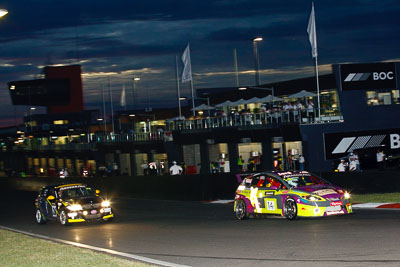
left=266, top=200, right=276, bottom=211
left=51, top=205, right=57, bottom=217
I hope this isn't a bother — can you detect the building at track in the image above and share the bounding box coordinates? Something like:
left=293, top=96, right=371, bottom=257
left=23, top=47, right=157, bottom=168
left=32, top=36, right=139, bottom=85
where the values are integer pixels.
left=1, top=62, right=399, bottom=176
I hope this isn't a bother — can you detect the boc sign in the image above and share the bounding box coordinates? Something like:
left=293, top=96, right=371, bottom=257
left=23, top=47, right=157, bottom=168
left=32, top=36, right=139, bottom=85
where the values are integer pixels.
left=338, top=62, right=397, bottom=91
left=373, top=72, right=394, bottom=81
left=324, top=129, right=400, bottom=160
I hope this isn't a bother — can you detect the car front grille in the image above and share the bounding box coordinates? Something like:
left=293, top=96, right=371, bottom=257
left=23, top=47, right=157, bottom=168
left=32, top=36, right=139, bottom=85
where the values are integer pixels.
left=82, top=203, right=101, bottom=209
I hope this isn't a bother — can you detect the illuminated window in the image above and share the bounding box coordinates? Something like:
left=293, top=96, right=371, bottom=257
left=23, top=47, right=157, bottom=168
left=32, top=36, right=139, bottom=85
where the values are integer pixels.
left=366, top=90, right=399, bottom=106
left=53, top=120, right=69, bottom=125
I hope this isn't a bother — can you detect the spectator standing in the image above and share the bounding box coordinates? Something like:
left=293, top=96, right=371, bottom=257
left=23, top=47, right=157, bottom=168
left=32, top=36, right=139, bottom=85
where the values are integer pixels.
left=337, top=160, right=346, bottom=172
left=307, top=100, right=314, bottom=123
left=141, top=161, right=149, bottom=175
left=247, top=157, right=255, bottom=172
left=349, top=158, right=356, bottom=172
left=237, top=155, right=244, bottom=172
left=354, top=152, right=361, bottom=172
left=169, top=161, right=183, bottom=175
left=298, top=155, right=305, bottom=171
left=376, top=149, right=385, bottom=170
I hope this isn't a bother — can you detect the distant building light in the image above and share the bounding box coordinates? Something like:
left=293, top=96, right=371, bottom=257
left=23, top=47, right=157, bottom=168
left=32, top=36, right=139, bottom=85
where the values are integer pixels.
left=97, top=118, right=103, bottom=121
left=30, top=107, right=36, bottom=110
left=53, top=120, right=68, bottom=125
left=129, top=114, right=136, bottom=117
left=68, top=128, right=74, bottom=132
left=10, top=85, right=15, bottom=90
left=238, top=87, right=247, bottom=90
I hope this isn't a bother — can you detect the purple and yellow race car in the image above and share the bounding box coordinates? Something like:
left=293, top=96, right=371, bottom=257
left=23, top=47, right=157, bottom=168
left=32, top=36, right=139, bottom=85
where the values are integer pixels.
left=234, top=171, right=352, bottom=220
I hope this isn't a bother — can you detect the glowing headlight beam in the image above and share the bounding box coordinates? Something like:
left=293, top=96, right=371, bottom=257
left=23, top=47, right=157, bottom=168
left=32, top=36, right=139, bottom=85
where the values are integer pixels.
left=101, top=200, right=110, bottom=207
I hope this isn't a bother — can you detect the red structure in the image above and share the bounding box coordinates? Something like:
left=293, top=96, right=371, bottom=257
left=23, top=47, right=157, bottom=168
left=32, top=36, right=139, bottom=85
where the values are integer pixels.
left=45, top=65, right=84, bottom=114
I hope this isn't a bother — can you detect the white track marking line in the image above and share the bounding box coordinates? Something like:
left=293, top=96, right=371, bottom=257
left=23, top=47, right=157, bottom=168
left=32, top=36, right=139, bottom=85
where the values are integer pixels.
left=0, top=225, right=190, bottom=267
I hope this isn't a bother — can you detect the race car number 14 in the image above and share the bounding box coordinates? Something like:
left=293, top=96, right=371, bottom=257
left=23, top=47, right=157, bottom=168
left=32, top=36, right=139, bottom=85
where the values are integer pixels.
left=267, top=200, right=275, bottom=210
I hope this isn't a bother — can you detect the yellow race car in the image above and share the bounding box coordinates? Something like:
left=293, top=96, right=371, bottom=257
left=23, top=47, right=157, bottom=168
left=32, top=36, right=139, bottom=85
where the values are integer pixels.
left=35, top=183, right=114, bottom=226
left=234, top=171, right=352, bottom=220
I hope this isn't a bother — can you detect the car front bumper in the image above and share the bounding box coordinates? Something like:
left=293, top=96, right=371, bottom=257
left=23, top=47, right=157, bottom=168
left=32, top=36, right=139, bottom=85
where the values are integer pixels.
left=66, top=207, right=114, bottom=223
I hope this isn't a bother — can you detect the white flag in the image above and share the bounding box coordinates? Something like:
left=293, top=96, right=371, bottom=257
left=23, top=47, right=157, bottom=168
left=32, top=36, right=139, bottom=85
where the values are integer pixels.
left=307, top=2, right=318, bottom=58
left=120, top=84, right=126, bottom=107
left=181, top=43, right=192, bottom=83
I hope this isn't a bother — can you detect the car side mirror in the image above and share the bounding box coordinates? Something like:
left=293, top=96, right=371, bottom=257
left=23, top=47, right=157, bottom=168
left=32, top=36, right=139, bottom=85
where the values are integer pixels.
left=47, top=195, right=55, bottom=200
left=95, top=189, right=100, bottom=194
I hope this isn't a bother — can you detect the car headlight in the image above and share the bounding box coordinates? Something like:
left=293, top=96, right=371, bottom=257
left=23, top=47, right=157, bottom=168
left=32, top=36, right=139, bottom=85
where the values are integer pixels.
left=67, top=204, right=83, bottom=211
left=344, top=192, right=351, bottom=199
left=302, top=195, right=324, bottom=201
left=101, top=200, right=110, bottom=207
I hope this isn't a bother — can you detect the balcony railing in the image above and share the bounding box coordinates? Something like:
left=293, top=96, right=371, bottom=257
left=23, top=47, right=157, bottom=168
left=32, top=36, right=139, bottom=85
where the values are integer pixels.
left=165, top=108, right=343, bottom=131
left=90, top=132, right=163, bottom=143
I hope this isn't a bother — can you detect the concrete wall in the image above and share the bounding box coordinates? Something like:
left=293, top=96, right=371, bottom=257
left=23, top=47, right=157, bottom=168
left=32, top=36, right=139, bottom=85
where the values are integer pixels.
left=2, top=171, right=400, bottom=201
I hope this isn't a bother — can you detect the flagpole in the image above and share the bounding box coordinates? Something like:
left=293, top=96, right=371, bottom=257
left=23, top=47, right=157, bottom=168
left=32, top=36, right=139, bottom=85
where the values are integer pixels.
left=315, top=55, right=321, bottom=120
left=108, top=76, right=115, bottom=134
left=121, top=84, right=127, bottom=110
left=181, top=43, right=195, bottom=117
left=175, top=55, right=182, bottom=118
left=102, top=84, right=107, bottom=132
left=307, top=2, right=321, bottom=122
left=233, top=48, right=239, bottom=87
left=190, top=80, right=195, bottom=117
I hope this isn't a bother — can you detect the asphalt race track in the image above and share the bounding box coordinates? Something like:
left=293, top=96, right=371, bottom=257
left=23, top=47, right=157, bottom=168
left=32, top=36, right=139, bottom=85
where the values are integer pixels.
left=1, top=189, right=400, bottom=267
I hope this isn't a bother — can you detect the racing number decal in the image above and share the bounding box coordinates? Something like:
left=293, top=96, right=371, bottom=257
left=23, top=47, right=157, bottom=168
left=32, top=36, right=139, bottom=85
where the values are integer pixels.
left=267, top=200, right=276, bottom=211
left=52, top=205, right=57, bottom=217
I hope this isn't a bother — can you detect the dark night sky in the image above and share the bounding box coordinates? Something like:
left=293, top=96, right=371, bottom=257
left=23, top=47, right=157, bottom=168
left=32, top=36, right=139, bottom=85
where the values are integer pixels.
left=0, top=0, right=399, bottom=127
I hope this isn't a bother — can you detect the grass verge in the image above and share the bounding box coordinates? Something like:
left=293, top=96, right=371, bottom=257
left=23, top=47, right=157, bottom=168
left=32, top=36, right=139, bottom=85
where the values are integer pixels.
left=0, top=229, right=155, bottom=267
left=351, top=192, right=400, bottom=203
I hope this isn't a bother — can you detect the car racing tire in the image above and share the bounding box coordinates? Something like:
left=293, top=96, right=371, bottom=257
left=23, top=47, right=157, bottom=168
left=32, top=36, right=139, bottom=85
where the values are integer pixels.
left=35, top=209, right=46, bottom=224
left=59, top=209, right=71, bottom=226
left=235, top=200, right=249, bottom=220
left=284, top=198, right=297, bottom=220
left=104, top=216, right=114, bottom=222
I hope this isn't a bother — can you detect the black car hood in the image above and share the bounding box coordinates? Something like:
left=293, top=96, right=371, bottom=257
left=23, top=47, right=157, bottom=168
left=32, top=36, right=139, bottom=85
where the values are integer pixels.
left=64, top=195, right=103, bottom=205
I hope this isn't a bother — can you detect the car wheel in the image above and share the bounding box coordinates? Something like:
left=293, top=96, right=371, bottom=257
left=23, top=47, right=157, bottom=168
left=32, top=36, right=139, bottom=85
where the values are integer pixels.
left=104, top=216, right=114, bottom=222
left=59, top=209, right=71, bottom=226
left=235, top=200, right=249, bottom=220
left=35, top=209, right=46, bottom=224
left=284, top=198, right=297, bottom=220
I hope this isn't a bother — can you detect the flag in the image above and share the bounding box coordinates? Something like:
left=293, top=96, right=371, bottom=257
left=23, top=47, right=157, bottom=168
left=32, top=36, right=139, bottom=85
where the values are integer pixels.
left=181, top=43, right=192, bottom=83
left=120, top=84, right=126, bottom=107
left=307, top=2, right=318, bottom=58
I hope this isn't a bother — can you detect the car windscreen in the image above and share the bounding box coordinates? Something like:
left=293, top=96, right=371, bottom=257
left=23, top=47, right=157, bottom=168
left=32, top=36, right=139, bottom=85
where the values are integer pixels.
left=59, top=187, right=92, bottom=198
left=282, top=174, right=330, bottom=187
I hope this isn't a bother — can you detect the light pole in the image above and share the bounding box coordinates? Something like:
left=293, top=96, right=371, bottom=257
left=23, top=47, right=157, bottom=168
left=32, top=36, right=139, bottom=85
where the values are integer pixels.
left=252, top=37, right=263, bottom=86
left=132, top=77, right=140, bottom=110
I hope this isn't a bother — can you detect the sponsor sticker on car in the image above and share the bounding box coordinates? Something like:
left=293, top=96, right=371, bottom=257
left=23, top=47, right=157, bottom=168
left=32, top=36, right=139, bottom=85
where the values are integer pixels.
left=330, top=201, right=343, bottom=206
